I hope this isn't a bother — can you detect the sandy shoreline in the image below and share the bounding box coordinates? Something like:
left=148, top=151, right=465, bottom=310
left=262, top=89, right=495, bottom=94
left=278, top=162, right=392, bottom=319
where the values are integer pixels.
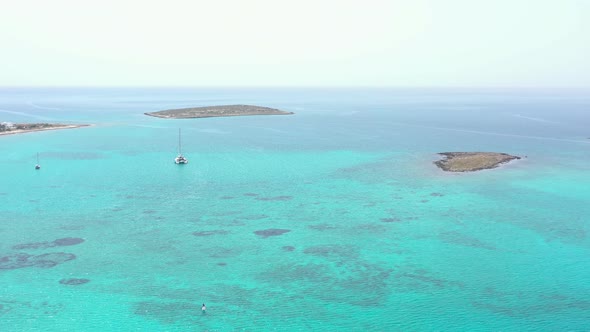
left=0, top=124, right=90, bottom=137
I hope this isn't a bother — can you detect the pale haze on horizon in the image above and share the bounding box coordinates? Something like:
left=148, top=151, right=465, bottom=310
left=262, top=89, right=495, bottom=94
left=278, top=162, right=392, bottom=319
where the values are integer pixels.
left=0, top=0, right=588, bottom=88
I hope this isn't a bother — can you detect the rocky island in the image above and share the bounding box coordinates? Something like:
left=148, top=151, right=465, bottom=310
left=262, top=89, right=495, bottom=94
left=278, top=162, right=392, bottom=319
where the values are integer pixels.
left=434, top=152, right=521, bottom=172
left=145, top=104, right=294, bottom=119
left=0, top=122, right=89, bottom=136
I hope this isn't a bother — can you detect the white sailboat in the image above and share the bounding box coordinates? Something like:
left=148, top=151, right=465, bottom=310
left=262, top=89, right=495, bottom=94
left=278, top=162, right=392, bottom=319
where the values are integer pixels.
left=35, top=152, right=41, bottom=170
left=174, top=128, right=188, bottom=164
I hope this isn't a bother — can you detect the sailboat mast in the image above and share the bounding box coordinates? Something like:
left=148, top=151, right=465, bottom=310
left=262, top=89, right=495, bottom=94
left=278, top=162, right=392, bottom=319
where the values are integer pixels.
left=173, top=128, right=188, bottom=164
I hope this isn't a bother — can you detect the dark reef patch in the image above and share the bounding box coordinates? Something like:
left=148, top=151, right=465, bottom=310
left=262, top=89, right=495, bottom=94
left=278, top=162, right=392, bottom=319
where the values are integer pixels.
left=29, top=252, right=77, bottom=268
left=12, top=237, right=85, bottom=250
left=354, top=223, right=389, bottom=234
left=430, top=192, right=444, bottom=197
left=192, top=230, right=229, bottom=237
left=381, top=217, right=402, bottom=223
left=258, top=260, right=393, bottom=307
left=238, top=214, right=269, bottom=220
left=396, top=272, right=446, bottom=288
left=217, top=262, right=227, bottom=266
left=308, top=223, right=338, bottom=231
left=0, top=253, right=31, bottom=270
left=396, top=273, right=446, bottom=288
left=282, top=246, right=296, bottom=251
left=143, top=210, right=158, bottom=214
left=0, top=252, right=76, bottom=270
left=0, top=299, right=63, bottom=316
left=303, top=245, right=358, bottom=259
left=13, top=241, right=47, bottom=250
left=254, top=229, right=291, bottom=238
left=219, top=196, right=235, bottom=200
left=53, top=237, right=85, bottom=246
left=203, top=246, right=241, bottom=258
left=392, top=268, right=463, bottom=292
left=243, top=193, right=259, bottom=197
left=211, top=210, right=241, bottom=217
left=439, top=231, right=496, bottom=250
left=59, top=278, right=90, bottom=285
left=255, top=196, right=293, bottom=201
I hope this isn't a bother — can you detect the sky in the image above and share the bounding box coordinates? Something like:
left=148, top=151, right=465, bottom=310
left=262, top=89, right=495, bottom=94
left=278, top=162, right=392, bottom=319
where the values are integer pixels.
left=0, top=0, right=588, bottom=87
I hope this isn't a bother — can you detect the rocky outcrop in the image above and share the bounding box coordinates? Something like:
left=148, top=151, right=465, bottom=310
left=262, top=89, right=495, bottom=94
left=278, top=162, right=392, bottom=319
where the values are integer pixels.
left=435, top=152, right=520, bottom=172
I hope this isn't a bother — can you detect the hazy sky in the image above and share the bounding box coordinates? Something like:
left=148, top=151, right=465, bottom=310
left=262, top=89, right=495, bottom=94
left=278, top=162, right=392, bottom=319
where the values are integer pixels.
left=1, top=0, right=588, bottom=87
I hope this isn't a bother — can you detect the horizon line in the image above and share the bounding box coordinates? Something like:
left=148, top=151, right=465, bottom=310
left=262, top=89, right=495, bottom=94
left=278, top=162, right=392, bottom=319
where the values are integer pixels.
left=1, top=85, right=589, bottom=90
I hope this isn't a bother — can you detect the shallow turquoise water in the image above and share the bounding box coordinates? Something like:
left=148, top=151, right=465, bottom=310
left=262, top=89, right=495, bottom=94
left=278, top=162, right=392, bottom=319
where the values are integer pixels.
left=1, top=88, right=589, bottom=331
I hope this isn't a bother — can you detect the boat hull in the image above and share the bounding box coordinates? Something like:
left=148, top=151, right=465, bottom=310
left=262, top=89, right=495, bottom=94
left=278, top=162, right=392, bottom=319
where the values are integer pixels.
left=175, top=156, right=188, bottom=164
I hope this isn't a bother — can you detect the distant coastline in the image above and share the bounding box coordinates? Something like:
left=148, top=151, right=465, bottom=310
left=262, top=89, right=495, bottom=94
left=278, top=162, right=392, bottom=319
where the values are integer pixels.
left=0, top=123, right=90, bottom=136
left=145, top=104, right=294, bottom=119
left=434, top=152, right=521, bottom=172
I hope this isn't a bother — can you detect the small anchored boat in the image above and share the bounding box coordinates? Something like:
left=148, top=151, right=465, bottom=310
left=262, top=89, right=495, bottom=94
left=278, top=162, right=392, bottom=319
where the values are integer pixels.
left=35, top=152, right=41, bottom=170
left=174, top=128, right=188, bottom=164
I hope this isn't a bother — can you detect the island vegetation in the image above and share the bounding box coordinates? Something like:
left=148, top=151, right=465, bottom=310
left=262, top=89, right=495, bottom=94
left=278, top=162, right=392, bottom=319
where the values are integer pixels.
left=0, top=122, right=89, bottom=136
left=145, top=104, right=294, bottom=119
left=434, top=152, right=520, bottom=172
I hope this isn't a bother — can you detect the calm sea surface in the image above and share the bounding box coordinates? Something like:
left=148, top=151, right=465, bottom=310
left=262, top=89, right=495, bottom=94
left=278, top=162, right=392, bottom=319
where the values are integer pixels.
left=0, top=88, right=589, bottom=331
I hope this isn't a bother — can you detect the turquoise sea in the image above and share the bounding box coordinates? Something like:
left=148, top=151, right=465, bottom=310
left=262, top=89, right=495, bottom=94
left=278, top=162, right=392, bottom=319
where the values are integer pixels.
left=1, top=88, right=589, bottom=331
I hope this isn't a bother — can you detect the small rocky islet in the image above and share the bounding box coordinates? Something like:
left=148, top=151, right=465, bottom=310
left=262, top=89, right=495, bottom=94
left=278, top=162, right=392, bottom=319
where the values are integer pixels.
left=434, top=152, right=521, bottom=172
left=144, top=104, right=294, bottom=119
